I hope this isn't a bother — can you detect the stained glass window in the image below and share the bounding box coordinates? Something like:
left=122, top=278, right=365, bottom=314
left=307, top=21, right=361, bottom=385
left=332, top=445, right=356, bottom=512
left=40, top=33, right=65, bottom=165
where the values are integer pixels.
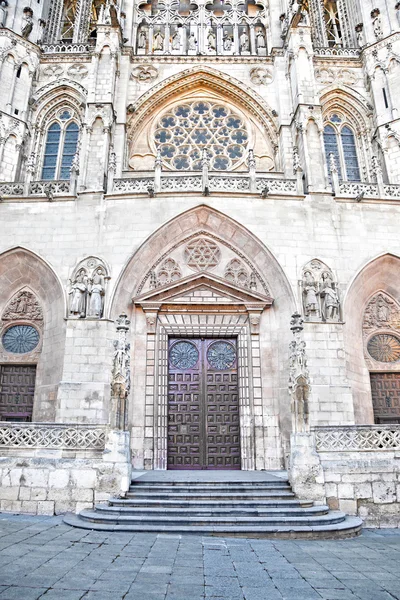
left=42, top=118, right=79, bottom=180
left=154, top=102, right=248, bottom=171
left=2, top=325, right=39, bottom=354
left=324, top=119, right=360, bottom=182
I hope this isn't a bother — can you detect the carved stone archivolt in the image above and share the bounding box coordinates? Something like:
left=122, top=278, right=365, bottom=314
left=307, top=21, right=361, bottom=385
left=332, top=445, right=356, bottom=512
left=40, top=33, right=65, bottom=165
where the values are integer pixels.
left=299, top=259, right=340, bottom=322
left=68, top=257, right=110, bottom=319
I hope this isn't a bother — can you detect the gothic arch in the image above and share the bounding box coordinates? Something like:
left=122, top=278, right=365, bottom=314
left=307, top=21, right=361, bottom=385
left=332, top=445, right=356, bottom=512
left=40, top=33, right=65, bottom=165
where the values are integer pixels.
left=344, top=252, right=400, bottom=423
left=320, top=87, right=372, bottom=134
left=0, top=247, right=66, bottom=421
left=126, top=66, right=279, bottom=158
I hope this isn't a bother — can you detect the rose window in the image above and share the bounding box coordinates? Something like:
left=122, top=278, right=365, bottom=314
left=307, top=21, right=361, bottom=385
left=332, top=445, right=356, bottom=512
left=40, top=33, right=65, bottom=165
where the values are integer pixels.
left=367, top=334, right=400, bottom=363
left=154, top=102, right=249, bottom=171
left=2, top=325, right=40, bottom=354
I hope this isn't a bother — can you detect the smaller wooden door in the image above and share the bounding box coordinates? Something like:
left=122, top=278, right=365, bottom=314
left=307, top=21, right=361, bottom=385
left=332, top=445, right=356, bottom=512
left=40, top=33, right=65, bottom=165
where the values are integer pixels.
left=0, top=365, right=36, bottom=421
left=370, top=372, right=400, bottom=424
left=168, top=338, right=241, bottom=470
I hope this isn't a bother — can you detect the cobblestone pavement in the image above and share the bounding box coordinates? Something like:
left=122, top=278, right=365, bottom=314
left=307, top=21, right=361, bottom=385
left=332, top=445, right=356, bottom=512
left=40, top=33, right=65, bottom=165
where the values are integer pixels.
left=0, top=516, right=399, bottom=600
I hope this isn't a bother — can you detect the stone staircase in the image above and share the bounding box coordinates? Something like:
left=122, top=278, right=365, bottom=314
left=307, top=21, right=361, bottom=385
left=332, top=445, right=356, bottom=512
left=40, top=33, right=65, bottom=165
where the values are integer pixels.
left=64, top=472, right=362, bottom=539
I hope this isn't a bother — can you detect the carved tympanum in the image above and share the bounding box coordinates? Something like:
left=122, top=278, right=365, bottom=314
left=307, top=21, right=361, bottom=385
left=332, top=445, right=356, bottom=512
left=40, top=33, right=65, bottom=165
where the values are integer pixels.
left=363, top=292, right=400, bottom=332
left=2, top=290, right=43, bottom=322
left=185, top=237, right=221, bottom=271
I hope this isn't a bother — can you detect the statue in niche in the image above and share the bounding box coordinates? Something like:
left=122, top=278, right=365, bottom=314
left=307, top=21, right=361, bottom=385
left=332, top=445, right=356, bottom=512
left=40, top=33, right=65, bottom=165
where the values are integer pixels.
left=171, top=30, right=181, bottom=50
left=21, top=7, right=33, bottom=39
left=154, top=30, right=164, bottom=51
left=239, top=30, right=249, bottom=52
left=0, top=0, right=8, bottom=28
left=138, top=29, right=147, bottom=49
left=302, top=270, right=319, bottom=319
left=371, top=9, right=383, bottom=40
left=188, top=32, right=197, bottom=51
left=223, top=32, right=233, bottom=50
left=256, top=28, right=266, bottom=51
left=69, top=270, right=88, bottom=318
left=207, top=29, right=216, bottom=51
left=319, top=272, right=340, bottom=321
left=88, top=268, right=105, bottom=318
left=355, top=23, right=364, bottom=47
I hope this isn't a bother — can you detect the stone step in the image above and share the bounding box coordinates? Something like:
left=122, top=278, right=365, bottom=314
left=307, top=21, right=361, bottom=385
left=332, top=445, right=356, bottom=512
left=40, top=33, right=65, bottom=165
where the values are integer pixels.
left=130, top=481, right=291, bottom=490
left=108, top=497, right=313, bottom=508
left=125, top=491, right=296, bottom=500
left=63, top=513, right=363, bottom=539
left=93, top=503, right=331, bottom=517
left=77, top=509, right=346, bottom=528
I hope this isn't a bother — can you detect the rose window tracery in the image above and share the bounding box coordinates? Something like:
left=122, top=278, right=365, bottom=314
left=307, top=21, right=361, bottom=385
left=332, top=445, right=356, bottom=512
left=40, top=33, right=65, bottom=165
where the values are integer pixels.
left=184, top=238, right=221, bottom=271
left=367, top=334, right=400, bottom=363
left=2, top=325, right=40, bottom=354
left=154, top=102, right=249, bottom=171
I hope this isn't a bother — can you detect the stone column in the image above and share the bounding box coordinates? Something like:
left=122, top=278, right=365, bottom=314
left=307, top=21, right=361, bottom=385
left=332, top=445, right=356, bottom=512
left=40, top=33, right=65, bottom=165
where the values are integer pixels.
left=110, top=314, right=131, bottom=431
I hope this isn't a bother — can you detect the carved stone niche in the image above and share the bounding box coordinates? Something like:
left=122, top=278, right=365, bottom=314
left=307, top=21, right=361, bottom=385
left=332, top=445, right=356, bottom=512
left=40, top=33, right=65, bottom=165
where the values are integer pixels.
left=363, top=291, right=400, bottom=369
left=0, top=288, right=44, bottom=361
left=299, top=260, right=341, bottom=323
left=68, top=257, right=110, bottom=319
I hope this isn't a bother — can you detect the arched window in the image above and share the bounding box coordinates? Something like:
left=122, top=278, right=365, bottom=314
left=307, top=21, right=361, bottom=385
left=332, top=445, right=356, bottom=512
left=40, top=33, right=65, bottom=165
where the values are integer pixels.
left=42, top=113, right=79, bottom=180
left=323, top=114, right=360, bottom=181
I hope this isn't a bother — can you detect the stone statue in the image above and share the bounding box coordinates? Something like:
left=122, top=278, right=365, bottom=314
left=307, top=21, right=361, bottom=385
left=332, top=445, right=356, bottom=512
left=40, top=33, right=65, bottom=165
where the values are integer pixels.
left=396, top=2, right=400, bottom=27
left=288, top=313, right=311, bottom=434
left=88, top=268, right=105, bottom=318
left=154, top=30, right=164, bottom=51
left=371, top=9, right=383, bottom=40
left=171, top=30, right=180, bottom=50
left=188, top=32, right=197, bottom=51
left=355, top=23, right=364, bottom=48
left=303, top=271, right=319, bottom=319
left=239, top=30, right=249, bottom=52
left=207, top=29, right=216, bottom=51
left=256, top=29, right=266, bottom=51
left=138, top=28, right=147, bottom=49
left=320, top=273, right=340, bottom=321
left=69, top=271, right=88, bottom=318
left=0, top=1, right=8, bottom=28
left=223, top=32, right=233, bottom=51
left=21, top=9, right=33, bottom=39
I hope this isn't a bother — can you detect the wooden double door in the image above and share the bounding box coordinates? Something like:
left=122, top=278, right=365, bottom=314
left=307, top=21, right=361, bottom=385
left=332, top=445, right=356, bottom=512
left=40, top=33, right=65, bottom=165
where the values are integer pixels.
left=167, top=337, right=241, bottom=470
left=370, top=372, right=400, bottom=424
left=0, top=365, right=36, bottom=421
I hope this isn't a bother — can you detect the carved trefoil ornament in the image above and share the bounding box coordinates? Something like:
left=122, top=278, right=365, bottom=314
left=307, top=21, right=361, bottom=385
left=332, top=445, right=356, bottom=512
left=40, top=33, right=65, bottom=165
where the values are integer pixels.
left=2, top=290, right=43, bottom=323
left=299, top=260, right=340, bottom=322
left=224, top=258, right=257, bottom=291
left=149, top=258, right=182, bottom=289
left=68, top=257, right=110, bottom=319
left=288, top=313, right=311, bottom=433
left=111, top=314, right=131, bottom=430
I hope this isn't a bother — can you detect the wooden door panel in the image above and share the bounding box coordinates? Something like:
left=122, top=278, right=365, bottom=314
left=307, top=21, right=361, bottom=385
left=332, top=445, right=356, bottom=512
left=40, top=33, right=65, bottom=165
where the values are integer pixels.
left=0, top=365, right=36, bottom=421
left=370, top=372, right=400, bottom=423
left=168, top=338, right=240, bottom=470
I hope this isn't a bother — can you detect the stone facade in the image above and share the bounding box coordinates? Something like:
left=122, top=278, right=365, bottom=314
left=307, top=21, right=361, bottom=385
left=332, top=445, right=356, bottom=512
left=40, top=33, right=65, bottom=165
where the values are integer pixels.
left=0, top=0, right=399, bottom=522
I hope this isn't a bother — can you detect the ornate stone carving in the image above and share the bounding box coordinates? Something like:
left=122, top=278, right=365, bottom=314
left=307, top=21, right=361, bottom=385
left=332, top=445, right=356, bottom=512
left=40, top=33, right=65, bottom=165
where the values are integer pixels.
left=289, top=312, right=311, bottom=433
left=130, top=64, right=158, bottom=82
left=67, top=64, right=88, bottom=79
left=371, top=8, right=383, bottom=40
left=149, top=258, right=182, bottom=289
left=0, top=1, right=8, bottom=28
left=363, top=292, right=400, bottom=332
left=314, top=425, right=400, bottom=452
left=21, top=7, right=33, bottom=39
left=185, top=237, right=221, bottom=271
left=300, top=260, right=340, bottom=322
left=249, top=67, right=272, bottom=86
left=224, top=259, right=251, bottom=288
left=111, top=314, right=131, bottom=430
left=68, top=257, right=110, bottom=319
left=2, top=290, right=43, bottom=322
left=42, top=64, right=64, bottom=78
left=0, top=422, right=106, bottom=450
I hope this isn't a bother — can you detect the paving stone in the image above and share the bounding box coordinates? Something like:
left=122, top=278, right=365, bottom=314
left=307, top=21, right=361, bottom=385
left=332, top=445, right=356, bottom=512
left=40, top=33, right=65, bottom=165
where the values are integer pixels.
left=0, top=587, right=49, bottom=600
left=39, top=590, right=86, bottom=600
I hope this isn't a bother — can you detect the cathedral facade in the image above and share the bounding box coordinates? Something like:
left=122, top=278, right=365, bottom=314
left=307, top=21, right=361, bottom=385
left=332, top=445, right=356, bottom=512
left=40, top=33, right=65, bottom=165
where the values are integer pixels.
left=0, top=0, right=399, bottom=527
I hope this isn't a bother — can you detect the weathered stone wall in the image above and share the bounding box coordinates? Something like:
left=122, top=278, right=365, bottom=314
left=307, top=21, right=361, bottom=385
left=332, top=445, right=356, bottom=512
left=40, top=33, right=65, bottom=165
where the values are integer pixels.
left=321, top=453, right=400, bottom=528
left=0, top=455, right=131, bottom=515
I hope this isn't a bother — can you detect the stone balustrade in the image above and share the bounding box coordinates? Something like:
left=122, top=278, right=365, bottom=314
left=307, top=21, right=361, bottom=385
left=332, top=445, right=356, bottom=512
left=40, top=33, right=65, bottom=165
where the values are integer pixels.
left=313, top=424, right=400, bottom=452
left=41, top=42, right=95, bottom=54
left=0, top=422, right=107, bottom=451
left=314, top=47, right=360, bottom=57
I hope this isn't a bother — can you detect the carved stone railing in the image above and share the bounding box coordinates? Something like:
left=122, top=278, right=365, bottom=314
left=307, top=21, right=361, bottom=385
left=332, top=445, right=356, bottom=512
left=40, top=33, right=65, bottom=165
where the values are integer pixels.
left=314, top=47, right=360, bottom=58
left=0, top=422, right=107, bottom=451
left=313, top=425, right=400, bottom=452
left=0, top=182, right=25, bottom=196
left=41, top=42, right=94, bottom=54
left=29, top=180, right=71, bottom=196
left=113, top=173, right=299, bottom=196
left=383, top=184, right=400, bottom=198
left=338, top=181, right=379, bottom=197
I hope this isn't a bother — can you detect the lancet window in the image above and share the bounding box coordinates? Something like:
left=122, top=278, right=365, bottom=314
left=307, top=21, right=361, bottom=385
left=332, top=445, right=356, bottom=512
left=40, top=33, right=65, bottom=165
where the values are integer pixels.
left=154, top=101, right=249, bottom=171
left=134, top=0, right=268, bottom=56
left=41, top=111, right=79, bottom=180
left=323, top=114, right=360, bottom=181
left=308, top=0, right=357, bottom=48
left=60, top=0, right=78, bottom=40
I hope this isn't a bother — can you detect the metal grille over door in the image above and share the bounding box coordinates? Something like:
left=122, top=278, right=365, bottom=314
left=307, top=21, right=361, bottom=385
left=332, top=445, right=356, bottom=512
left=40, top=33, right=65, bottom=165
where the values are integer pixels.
left=370, top=373, right=400, bottom=424
left=168, top=338, right=240, bottom=469
left=0, top=365, right=36, bottom=421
